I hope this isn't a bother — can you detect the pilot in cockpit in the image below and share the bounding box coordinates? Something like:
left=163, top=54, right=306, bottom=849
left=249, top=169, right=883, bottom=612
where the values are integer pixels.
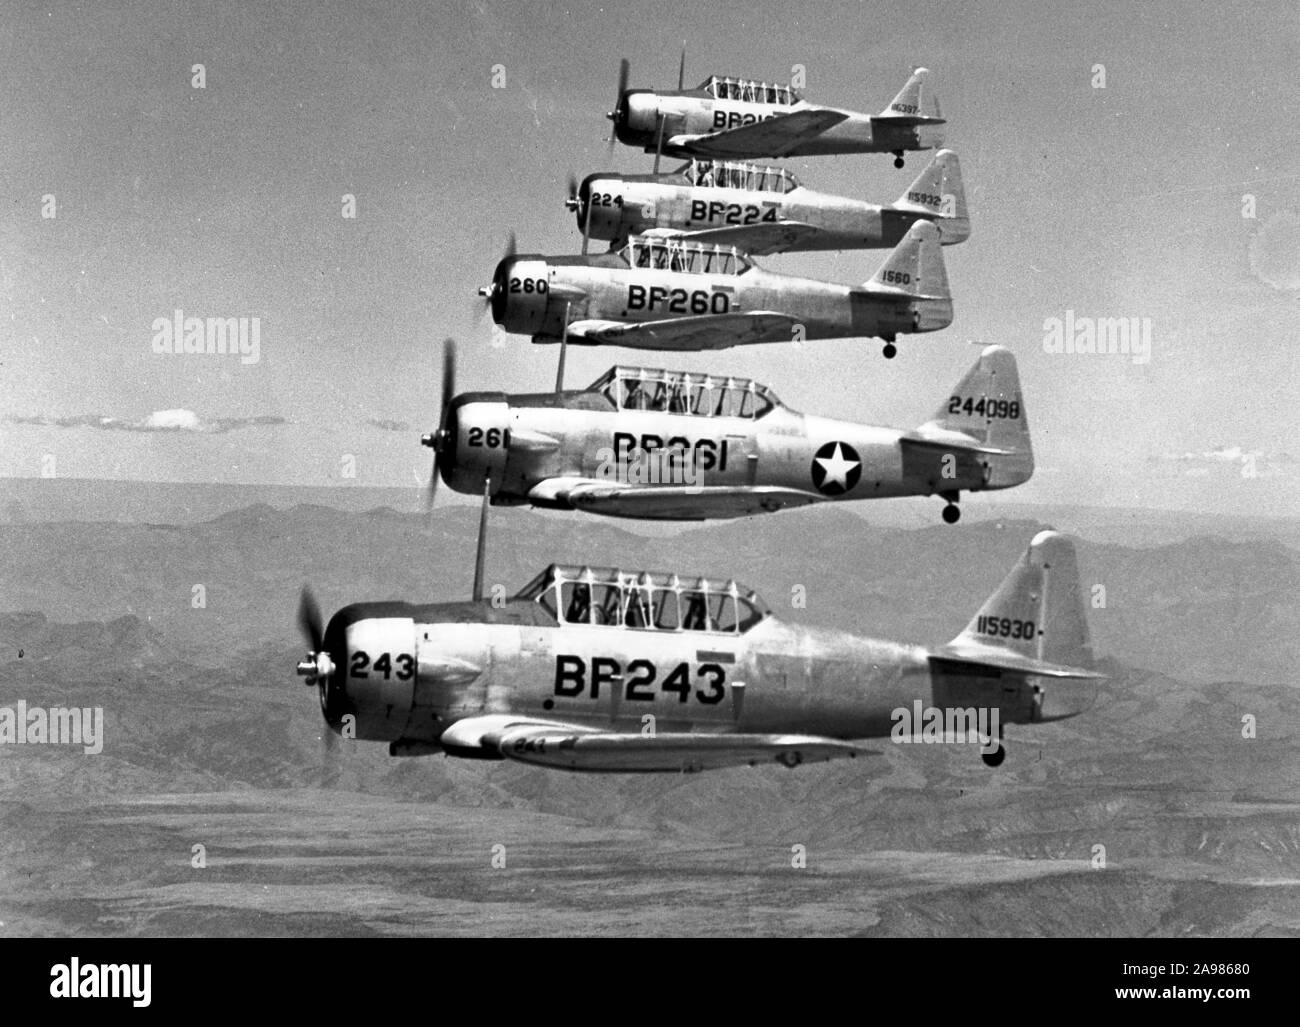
left=623, top=591, right=650, bottom=628
left=565, top=582, right=591, bottom=624
left=681, top=593, right=709, bottom=631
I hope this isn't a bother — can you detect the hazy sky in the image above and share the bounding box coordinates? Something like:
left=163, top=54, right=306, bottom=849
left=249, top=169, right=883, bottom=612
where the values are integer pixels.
left=3, top=0, right=1298, bottom=516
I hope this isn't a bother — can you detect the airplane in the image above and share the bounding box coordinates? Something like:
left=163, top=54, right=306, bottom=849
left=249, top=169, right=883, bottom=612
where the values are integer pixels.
left=423, top=340, right=1031, bottom=524
left=606, top=59, right=945, bottom=168
left=567, top=149, right=970, bottom=257
left=293, top=521, right=1102, bottom=773
left=479, top=218, right=952, bottom=360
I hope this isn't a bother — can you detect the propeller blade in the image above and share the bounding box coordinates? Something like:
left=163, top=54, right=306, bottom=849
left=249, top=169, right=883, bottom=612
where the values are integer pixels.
left=426, top=337, right=457, bottom=510
left=607, top=58, right=629, bottom=153
left=677, top=46, right=685, bottom=91
left=616, top=57, right=629, bottom=106
left=297, top=587, right=324, bottom=653
left=566, top=173, right=579, bottom=207
left=504, top=230, right=517, bottom=260
left=440, top=336, right=457, bottom=421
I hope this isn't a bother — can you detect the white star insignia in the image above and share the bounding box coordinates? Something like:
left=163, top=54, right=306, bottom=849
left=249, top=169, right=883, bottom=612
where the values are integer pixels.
left=816, top=443, right=860, bottom=489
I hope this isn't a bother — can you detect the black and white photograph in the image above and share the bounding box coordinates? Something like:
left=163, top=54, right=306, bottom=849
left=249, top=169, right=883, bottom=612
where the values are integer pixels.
left=1, top=0, right=1296, bottom=981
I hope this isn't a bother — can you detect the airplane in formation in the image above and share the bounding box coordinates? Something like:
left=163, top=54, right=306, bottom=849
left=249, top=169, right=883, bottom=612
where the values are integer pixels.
left=567, top=148, right=969, bottom=256
left=606, top=58, right=945, bottom=167
left=294, top=525, right=1101, bottom=772
left=479, top=219, right=951, bottom=359
left=422, top=340, right=1030, bottom=523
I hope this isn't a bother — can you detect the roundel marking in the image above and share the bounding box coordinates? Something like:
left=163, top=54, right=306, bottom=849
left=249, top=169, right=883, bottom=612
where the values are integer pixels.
left=811, top=441, right=862, bottom=496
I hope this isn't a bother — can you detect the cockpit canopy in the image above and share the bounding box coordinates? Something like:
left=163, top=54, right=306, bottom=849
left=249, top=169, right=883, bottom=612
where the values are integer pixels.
left=620, top=236, right=751, bottom=276
left=681, top=159, right=799, bottom=194
left=588, top=365, right=779, bottom=419
left=699, top=76, right=800, bottom=106
left=515, top=564, right=770, bottom=634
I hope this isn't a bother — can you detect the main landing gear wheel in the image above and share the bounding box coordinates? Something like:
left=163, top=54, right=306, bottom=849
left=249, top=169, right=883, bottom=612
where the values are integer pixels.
left=892, top=150, right=905, bottom=169
left=939, top=489, right=960, bottom=523
left=882, top=337, right=897, bottom=359
left=981, top=743, right=1006, bottom=768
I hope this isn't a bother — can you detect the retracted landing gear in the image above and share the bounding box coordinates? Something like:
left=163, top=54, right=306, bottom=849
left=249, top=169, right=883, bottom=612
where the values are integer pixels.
left=940, top=489, right=960, bottom=524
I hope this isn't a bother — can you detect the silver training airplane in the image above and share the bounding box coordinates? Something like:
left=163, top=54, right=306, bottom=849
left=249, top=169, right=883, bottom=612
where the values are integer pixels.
left=568, top=149, right=969, bottom=256
left=294, top=529, right=1101, bottom=773
left=479, top=220, right=952, bottom=359
left=423, top=341, right=1030, bottom=524
left=607, top=60, right=944, bottom=167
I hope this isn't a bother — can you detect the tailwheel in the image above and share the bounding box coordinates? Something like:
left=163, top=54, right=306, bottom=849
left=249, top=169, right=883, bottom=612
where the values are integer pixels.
left=892, top=150, right=905, bottom=169
left=981, top=743, right=1006, bottom=768
left=882, top=336, right=897, bottom=359
left=940, top=489, right=960, bottom=523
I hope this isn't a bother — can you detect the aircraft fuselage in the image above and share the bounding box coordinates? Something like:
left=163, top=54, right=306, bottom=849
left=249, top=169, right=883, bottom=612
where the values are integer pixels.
left=578, top=172, right=968, bottom=250
left=437, top=392, right=1010, bottom=512
left=317, top=599, right=1050, bottom=753
left=491, top=254, right=952, bottom=346
left=615, top=91, right=944, bottom=159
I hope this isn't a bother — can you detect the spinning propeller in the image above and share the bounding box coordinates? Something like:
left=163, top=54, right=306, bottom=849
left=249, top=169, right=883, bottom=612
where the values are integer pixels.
left=604, top=58, right=630, bottom=153
left=476, top=232, right=516, bottom=322
left=420, top=337, right=457, bottom=508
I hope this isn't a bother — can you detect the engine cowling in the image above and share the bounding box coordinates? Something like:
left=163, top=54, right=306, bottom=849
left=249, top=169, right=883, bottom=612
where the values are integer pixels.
left=436, top=392, right=510, bottom=496
left=489, top=256, right=555, bottom=336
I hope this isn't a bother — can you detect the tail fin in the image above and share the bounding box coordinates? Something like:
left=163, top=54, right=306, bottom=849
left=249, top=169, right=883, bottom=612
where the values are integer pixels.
left=893, top=149, right=969, bottom=243
left=878, top=67, right=945, bottom=124
left=937, top=531, right=1098, bottom=679
left=913, top=345, right=1032, bottom=488
left=865, top=220, right=949, bottom=301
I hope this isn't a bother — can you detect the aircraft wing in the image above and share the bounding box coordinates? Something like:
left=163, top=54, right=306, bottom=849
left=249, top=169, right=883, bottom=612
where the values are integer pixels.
left=529, top=478, right=824, bottom=519
left=668, top=108, right=850, bottom=158
left=641, top=221, right=822, bottom=256
left=566, top=312, right=799, bottom=351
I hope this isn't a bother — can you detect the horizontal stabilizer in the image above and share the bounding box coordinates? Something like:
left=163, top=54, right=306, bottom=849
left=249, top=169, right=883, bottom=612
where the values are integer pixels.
left=928, top=647, right=1103, bottom=680
left=898, top=432, right=1013, bottom=457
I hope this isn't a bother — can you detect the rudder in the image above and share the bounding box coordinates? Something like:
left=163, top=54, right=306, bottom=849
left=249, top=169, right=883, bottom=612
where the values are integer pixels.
left=878, top=67, right=945, bottom=124
left=893, top=149, right=969, bottom=243
left=951, top=531, right=1095, bottom=674
left=916, top=345, right=1032, bottom=487
left=867, top=220, right=950, bottom=301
